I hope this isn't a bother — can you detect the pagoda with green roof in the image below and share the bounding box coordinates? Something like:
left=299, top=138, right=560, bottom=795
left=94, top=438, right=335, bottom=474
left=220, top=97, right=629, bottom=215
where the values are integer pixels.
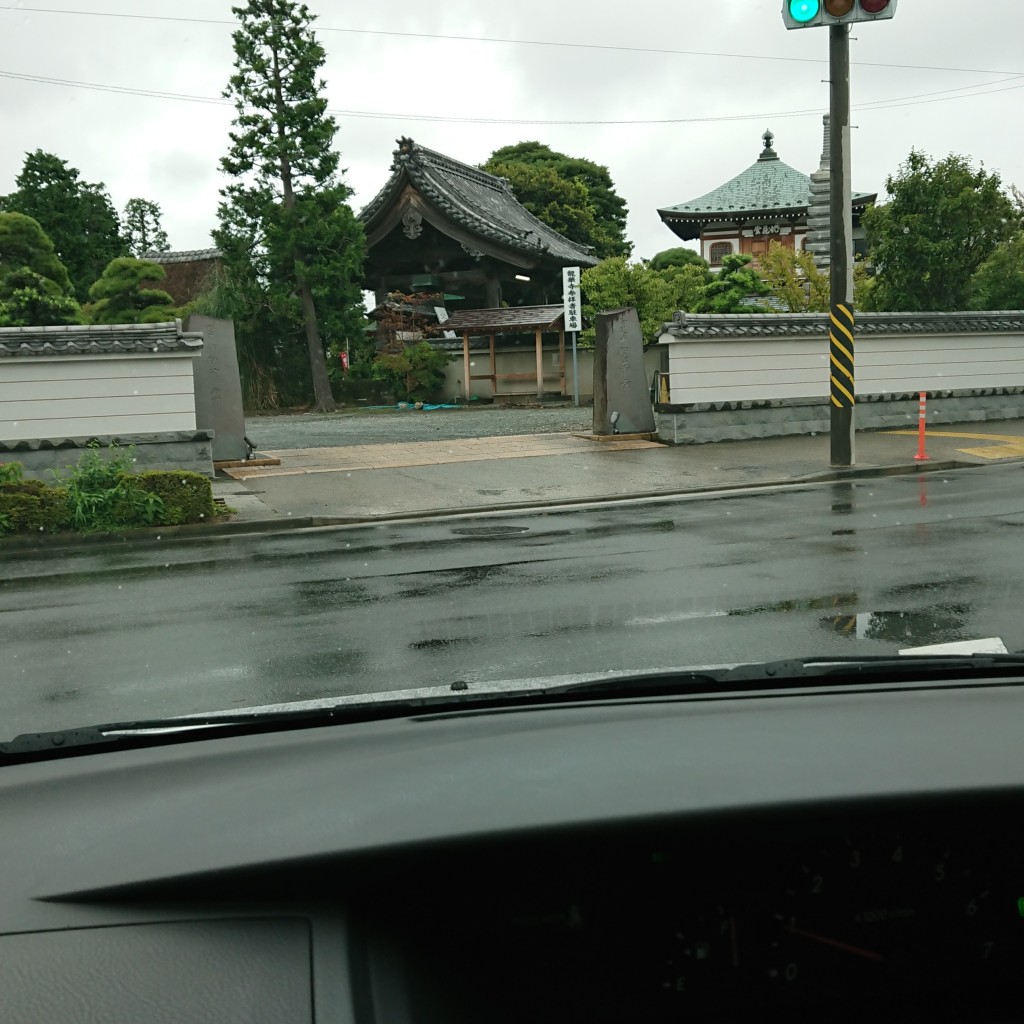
left=657, top=129, right=875, bottom=270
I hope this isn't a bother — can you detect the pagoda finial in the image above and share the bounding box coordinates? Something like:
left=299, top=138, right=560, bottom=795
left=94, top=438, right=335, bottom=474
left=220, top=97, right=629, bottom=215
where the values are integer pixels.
left=759, top=129, right=778, bottom=161
left=763, top=129, right=774, bottom=150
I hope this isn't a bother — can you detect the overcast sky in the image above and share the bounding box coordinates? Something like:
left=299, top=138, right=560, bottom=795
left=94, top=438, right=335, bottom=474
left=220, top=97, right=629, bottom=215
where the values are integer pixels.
left=1, top=0, right=1022, bottom=262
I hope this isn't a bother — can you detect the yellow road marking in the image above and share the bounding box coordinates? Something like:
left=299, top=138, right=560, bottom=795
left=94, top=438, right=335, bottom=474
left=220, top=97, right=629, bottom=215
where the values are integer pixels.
left=884, top=429, right=1024, bottom=461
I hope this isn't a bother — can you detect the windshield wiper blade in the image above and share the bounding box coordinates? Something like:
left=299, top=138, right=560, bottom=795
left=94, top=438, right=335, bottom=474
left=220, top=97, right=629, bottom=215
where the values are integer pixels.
left=722, top=653, right=1024, bottom=682
left=544, top=654, right=1024, bottom=699
left=5, top=656, right=1024, bottom=766
left=0, top=669, right=730, bottom=764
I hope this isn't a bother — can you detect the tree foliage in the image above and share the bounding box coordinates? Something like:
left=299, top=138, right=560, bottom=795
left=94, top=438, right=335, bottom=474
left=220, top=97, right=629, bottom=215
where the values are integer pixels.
left=123, top=198, right=170, bottom=256
left=0, top=212, right=81, bottom=326
left=0, top=150, right=125, bottom=299
left=580, top=257, right=711, bottom=344
left=649, top=247, right=708, bottom=272
left=969, top=232, right=1024, bottom=310
left=87, top=257, right=177, bottom=325
left=483, top=141, right=631, bottom=259
left=757, top=242, right=830, bottom=312
left=863, top=150, right=1015, bottom=312
left=691, top=254, right=771, bottom=313
left=215, top=0, right=366, bottom=412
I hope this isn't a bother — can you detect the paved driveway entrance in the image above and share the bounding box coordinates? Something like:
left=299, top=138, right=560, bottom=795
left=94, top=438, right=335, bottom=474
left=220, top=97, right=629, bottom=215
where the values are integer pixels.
left=224, top=433, right=661, bottom=480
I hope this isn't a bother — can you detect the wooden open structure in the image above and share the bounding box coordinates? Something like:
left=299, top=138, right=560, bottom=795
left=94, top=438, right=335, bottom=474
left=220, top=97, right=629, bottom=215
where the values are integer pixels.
left=358, top=138, right=597, bottom=310
left=443, top=305, right=568, bottom=402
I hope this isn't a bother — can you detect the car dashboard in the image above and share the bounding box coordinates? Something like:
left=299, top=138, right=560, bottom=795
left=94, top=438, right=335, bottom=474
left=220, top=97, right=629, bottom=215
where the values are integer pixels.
left=2, top=678, right=1024, bottom=1023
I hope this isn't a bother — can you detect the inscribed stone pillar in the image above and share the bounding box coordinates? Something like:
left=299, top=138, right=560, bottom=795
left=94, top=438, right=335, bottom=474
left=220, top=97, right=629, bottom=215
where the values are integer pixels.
left=185, top=315, right=248, bottom=462
left=592, top=307, right=656, bottom=436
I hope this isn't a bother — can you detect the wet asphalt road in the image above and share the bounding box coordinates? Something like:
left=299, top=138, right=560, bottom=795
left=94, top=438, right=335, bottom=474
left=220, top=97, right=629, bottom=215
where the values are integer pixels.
left=3, top=463, right=1024, bottom=737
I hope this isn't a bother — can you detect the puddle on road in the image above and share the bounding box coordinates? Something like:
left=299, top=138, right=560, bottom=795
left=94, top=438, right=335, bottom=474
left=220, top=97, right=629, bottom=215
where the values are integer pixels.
left=729, top=593, right=859, bottom=617
left=451, top=525, right=530, bottom=538
left=821, top=606, right=970, bottom=646
left=728, top=582, right=974, bottom=649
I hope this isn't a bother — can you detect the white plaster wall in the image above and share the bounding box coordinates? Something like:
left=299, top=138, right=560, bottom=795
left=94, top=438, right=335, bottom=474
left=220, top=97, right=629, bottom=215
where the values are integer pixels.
left=0, top=353, right=198, bottom=441
left=657, top=331, right=1024, bottom=404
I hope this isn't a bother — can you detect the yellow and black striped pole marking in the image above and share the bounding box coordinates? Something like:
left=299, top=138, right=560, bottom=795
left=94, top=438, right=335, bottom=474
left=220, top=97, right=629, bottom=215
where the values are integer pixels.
left=829, top=303, right=855, bottom=409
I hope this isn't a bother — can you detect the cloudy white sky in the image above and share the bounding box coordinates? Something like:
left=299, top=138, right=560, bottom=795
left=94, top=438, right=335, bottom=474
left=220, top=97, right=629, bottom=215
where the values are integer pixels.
left=1, top=0, right=1022, bottom=261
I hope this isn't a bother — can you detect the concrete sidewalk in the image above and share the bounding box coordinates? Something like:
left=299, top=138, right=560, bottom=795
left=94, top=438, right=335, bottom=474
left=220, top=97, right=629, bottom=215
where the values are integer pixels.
left=214, top=421, right=1024, bottom=524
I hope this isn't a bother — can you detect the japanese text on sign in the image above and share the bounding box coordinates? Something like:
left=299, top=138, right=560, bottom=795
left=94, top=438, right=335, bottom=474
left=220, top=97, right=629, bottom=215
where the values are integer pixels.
left=562, top=266, right=582, bottom=333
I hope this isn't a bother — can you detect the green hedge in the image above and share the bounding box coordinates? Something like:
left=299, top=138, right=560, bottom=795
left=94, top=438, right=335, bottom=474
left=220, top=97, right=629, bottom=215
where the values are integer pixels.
left=134, top=471, right=215, bottom=526
left=0, top=481, right=73, bottom=533
left=0, top=464, right=215, bottom=535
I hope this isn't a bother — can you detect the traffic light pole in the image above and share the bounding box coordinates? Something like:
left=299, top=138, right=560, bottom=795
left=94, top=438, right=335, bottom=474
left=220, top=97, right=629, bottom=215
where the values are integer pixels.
left=829, top=23, right=856, bottom=467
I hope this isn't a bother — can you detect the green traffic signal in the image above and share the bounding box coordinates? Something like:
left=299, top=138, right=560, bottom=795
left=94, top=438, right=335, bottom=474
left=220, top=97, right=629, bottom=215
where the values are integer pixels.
left=789, top=0, right=821, bottom=21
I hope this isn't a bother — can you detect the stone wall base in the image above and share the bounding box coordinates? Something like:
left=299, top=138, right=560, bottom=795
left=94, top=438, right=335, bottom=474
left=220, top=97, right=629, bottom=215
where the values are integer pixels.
left=1, top=431, right=215, bottom=478
left=655, top=388, right=1024, bottom=444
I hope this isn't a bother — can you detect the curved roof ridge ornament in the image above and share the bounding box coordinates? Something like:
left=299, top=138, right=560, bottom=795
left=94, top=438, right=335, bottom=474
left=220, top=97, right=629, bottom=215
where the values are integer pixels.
left=393, top=137, right=417, bottom=169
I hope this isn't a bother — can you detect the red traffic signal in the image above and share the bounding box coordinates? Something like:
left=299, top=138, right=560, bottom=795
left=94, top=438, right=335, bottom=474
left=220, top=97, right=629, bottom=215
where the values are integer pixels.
left=783, top=0, right=897, bottom=29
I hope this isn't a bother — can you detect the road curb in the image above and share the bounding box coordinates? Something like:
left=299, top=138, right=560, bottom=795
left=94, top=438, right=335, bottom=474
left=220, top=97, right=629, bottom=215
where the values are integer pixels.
left=0, top=458, right=978, bottom=553
left=305, top=459, right=972, bottom=525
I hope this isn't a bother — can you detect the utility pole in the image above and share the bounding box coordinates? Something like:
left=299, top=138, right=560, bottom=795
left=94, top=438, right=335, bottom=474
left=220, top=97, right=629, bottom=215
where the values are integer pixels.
left=828, top=23, right=855, bottom=466
left=782, top=0, right=899, bottom=467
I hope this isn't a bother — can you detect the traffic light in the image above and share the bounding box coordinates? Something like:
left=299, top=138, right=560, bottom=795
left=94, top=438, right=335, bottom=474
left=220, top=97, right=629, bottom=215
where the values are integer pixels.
left=782, top=0, right=897, bottom=29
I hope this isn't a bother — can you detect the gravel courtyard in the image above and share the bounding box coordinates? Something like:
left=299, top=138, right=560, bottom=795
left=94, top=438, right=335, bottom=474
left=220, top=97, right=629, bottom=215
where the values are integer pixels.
left=245, top=405, right=594, bottom=451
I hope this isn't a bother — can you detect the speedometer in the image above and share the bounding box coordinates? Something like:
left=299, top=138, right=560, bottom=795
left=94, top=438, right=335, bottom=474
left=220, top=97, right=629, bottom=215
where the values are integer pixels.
left=760, top=831, right=1008, bottom=1002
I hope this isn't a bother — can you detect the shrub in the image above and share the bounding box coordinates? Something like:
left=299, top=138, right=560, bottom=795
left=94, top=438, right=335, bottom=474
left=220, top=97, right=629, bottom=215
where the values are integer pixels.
left=57, top=443, right=163, bottom=530
left=135, top=471, right=215, bottom=526
left=0, top=482, right=72, bottom=533
left=373, top=341, right=453, bottom=403
left=0, top=448, right=215, bottom=535
left=0, top=461, right=25, bottom=485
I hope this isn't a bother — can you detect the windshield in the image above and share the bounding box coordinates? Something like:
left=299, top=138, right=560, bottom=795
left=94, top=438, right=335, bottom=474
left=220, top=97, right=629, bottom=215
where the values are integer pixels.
left=2, top=1, right=1024, bottom=737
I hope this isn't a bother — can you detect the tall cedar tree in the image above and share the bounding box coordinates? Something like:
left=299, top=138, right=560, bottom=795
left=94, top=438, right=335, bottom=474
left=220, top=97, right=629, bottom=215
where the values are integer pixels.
left=216, top=0, right=365, bottom=412
left=123, top=199, right=171, bottom=256
left=863, top=150, right=1015, bottom=312
left=0, top=151, right=125, bottom=299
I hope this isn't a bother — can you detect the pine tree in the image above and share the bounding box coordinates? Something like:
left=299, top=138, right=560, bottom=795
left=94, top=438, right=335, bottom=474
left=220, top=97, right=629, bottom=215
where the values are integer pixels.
left=0, top=151, right=125, bottom=299
left=215, top=0, right=366, bottom=412
left=0, top=212, right=81, bottom=327
left=123, top=199, right=170, bottom=256
left=88, top=257, right=177, bottom=324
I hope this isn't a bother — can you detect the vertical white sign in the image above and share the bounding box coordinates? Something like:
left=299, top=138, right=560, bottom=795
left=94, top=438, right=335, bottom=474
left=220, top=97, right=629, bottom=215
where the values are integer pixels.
left=434, top=306, right=456, bottom=339
left=562, top=266, right=582, bottom=333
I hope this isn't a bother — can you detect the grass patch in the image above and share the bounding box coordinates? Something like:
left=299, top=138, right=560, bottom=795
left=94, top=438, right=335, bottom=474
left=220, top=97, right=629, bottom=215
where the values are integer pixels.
left=0, top=444, right=215, bottom=537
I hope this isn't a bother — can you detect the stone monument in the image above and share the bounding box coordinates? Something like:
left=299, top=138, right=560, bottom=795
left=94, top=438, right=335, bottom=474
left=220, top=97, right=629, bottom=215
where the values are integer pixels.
left=592, top=307, right=656, bottom=436
left=185, top=315, right=248, bottom=462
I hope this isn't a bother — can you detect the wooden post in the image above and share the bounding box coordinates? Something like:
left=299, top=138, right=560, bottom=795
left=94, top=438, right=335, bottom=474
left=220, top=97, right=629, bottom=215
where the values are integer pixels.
left=462, top=333, right=471, bottom=404
left=489, top=334, right=497, bottom=400
left=535, top=328, right=544, bottom=400
left=485, top=275, right=502, bottom=308
left=558, top=329, right=566, bottom=397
